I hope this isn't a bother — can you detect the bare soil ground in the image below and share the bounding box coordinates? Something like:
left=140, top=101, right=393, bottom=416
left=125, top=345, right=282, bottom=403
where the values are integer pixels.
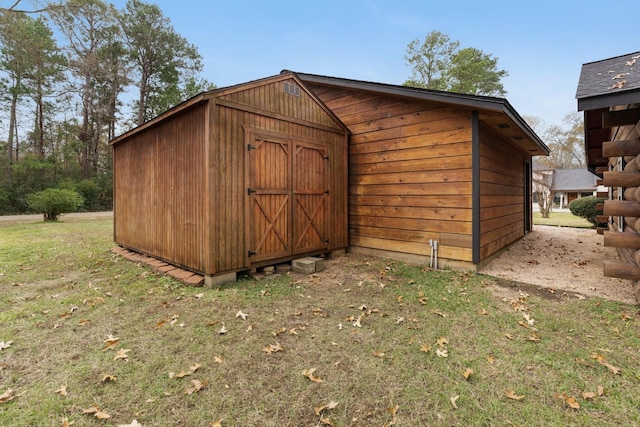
left=478, top=225, right=636, bottom=305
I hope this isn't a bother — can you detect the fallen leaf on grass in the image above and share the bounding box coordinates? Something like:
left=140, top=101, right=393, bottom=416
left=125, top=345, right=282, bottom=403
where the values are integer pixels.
left=431, top=309, right=446, bottom=317
left=598, top=386, right=605, bottom=396
left=373, top=350, right=385, bottom=358
left=118, top=420, right=143, bottom=427
left=235, top=310, right=248, bottom=320
left=582, top=391, right=596, bottom=400
left=505, top=390, right=524, bottom=400
left=436, top=337, right=448, bottom=347
left=556, top=393, right=580, bottom=409
left=272, top=327, right=287, bottom=337
left=319, top=416, right=335, bottom=426
left=527, top=333, right=541, bottom=342
left=302, top=368, right=324, bottom=383
left=55, top=385, right=68, bottom=397
left=218, top=324, right=227, bottom=334
left=61, top=417, right=73, bottom=427
left=450, top=395, right=459, bottom=409
left=591, top=353, right=621, bottom=374
left=0, top=341, right=13, bottom=350
left=210, top=420, right=223, bottom=427
left=82, top=405, right=111, bottom=419
left=462, top=368, right=474, bottom=380
left=386, top=404, right=399, bottom=426
left=184, top=379, right=209, bottom=395
left=101, top=374, right=117, bottom=383
left=436, top=348, right=448, bottom=358
left=353, top=313, right=364, bottom=328
left=114, top=348, right=131, bottom=361
left=314, top=400, right=339, bottom=415
left=214, top=356, right=223, bottom=364
left=175, top=363, right=202, bottom=378
left=262, top=342, right=283, bottom=354
left=0, top=388, right=17, bottom=404
left=102, top=334, right=119, bottom=351
left=420, top=344, right=431, bottom=353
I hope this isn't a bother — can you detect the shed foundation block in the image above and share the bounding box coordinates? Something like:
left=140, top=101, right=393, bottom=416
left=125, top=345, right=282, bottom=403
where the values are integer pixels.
left=292, top=258, right=316, bottom=274
left=205, top=272, right=237, bottom=288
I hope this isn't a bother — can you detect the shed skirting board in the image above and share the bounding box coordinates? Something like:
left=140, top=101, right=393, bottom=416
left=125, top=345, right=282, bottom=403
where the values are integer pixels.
left=347, top=246, right=476, bottom=271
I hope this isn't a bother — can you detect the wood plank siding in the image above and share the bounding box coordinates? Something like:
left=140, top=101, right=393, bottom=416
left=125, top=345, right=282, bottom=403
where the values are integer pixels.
left=112, top=75, right=348, bottom=279
left=113, top=102, right=208, bottom=273
left=478, top=122, right=527, bottom=260
left=307, top=83, right=475, bottom=265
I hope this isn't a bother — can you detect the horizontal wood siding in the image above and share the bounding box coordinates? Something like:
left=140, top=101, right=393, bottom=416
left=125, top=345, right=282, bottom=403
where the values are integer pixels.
left=309, top=84, right=474, bottom=263
left=212, top=78, right=348, bottom=273
left=479, top=123, right=526, bottom=260
left=114, top=103, right=208, bottom=272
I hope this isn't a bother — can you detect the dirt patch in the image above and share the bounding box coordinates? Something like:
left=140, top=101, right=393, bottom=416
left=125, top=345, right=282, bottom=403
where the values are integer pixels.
left=478, top=225, right=636, bottom=305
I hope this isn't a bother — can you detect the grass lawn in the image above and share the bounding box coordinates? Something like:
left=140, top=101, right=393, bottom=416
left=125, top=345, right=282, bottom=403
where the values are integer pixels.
left=533, top=211, right=594, bottom=228
left=1, top=217, right=639, bottom=426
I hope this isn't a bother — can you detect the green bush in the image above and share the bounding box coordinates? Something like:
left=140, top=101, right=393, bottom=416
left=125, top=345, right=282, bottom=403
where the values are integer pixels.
left=26, top=188, right=84, bottom=221
left=569, top=196, right=605, bottom=225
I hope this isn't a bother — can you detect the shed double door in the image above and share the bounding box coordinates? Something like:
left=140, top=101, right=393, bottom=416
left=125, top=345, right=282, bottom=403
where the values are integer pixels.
left=247, top=132, right=329, bottom=263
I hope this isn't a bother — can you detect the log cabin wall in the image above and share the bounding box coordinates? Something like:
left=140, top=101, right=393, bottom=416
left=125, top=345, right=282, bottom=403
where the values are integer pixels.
left=600, top=104, right=640, bottom=300
left=113, top=102, right=209, bottom=273
left=478, top=122, right=527, bottom=261
left=306, top=83, right=476, bottom=267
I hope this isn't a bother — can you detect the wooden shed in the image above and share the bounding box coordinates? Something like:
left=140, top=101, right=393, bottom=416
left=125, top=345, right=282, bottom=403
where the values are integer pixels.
left=576, top=51, right=640, bottom=301
left=296, top=73, right=549, bottom=269
left=110, top=74, right=349, bottom=285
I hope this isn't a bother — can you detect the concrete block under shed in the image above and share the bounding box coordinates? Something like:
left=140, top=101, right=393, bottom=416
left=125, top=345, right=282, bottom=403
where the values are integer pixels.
left=292, top=258, right=316, bottom=274
left=292, top=257, right=324, bottom=274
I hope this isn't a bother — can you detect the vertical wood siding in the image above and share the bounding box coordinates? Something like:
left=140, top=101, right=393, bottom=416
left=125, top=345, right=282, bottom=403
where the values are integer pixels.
left=114, top=103, right=208, bottom=272
left=478, top=123, right=526, bottom=259
left=308, top=84, right=474, bottom=263
left=211, top=78, right=348, bottom=273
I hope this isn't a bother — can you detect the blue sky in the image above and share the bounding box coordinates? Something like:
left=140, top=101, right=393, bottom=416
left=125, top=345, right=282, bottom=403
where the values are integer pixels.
left=113, top=0, right=640, bottom=130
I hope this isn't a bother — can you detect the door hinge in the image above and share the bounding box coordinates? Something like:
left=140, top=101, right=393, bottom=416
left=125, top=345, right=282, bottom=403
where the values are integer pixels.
left=324, top=155, right=329, bottom=161
left=324, top=190, right=330, bottom=194
left=248, top=251, right=257, bottom=257
left=248, top=188, right=256, bottom=195
left=247, top=144, right=257, bottom=151
left=324, top=239, right=329, bottom=244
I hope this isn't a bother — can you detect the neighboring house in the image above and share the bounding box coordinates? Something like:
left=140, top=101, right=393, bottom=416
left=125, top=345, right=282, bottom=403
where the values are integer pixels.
left=111, top=71, right=549, bottom=285
left=550, top=168, right=599, bottom=208
left=576, top=51, right=640, bottom=301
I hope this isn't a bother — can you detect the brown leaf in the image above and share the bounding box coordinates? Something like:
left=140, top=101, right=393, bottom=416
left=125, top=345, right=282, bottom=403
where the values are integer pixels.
left=214, top=356, right=223, bottom=364
left=61, top=417, right=73, bottom=427
left=272, top=327, right=286, bottom=337
left=184, top=379, right=209, bottom=395
left=113, top=348, right=130, bottom=361
left=582, top=391, right=596, bottom=400
left=386, top=404, right=399, bottom=426
left=314, top=400, right=339, bottom=415
left=505, top=390, right=524, bottom=400
left=319, top=416, right=335, bottom=426
left=302, top=368, right=324, bottom=384
left=462, top=368, right=474, bottom=380
left=373, top=350, right=385, bottom=358
left=210, top=420, right=223, bottom=427
left=436, top=337, right=448, bottom=347
left=420, top=344, right=431, bottom=353
left=557, top=393, right=580, bottom=409
left=102, top=334, right=119, bottom=351
left=435, top=348, right=448, bottom=358
left=598, top=386, right=605, bottom=396
left=0, top=388, right=17, bottom=404
left=262, top=342, right=283, bottom=354
left=450, top=395, right=459, bottom=409
left=55, top=384, right=68, bottom=397
left=82, top=405, right=110, bottom=419
left=176, top=363, right=202, bottom=378
left=101, top=374, right=117, bottom=383
left=118, top=420, right=143, bottom=427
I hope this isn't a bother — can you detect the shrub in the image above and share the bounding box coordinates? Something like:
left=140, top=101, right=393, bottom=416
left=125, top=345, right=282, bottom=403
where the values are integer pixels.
left=569, top=196, right=605, bottom=225
left=26, top=188, right=84, bottom=221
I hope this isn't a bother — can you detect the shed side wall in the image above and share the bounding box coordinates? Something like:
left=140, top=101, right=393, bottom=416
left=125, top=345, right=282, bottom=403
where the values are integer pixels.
left=113, top=103, right=208, bottom=272
left=478, top=122, right=527, bottom=260
left=308, top=84, right=474, bottom=264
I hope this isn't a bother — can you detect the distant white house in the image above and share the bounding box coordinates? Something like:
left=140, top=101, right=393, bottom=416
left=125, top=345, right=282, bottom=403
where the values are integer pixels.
left=533, top=169, right=602, bottom=209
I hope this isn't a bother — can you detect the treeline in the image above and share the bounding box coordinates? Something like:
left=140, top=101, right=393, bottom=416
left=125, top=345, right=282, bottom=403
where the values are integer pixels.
left=0, top=0, right=214, bottom=214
